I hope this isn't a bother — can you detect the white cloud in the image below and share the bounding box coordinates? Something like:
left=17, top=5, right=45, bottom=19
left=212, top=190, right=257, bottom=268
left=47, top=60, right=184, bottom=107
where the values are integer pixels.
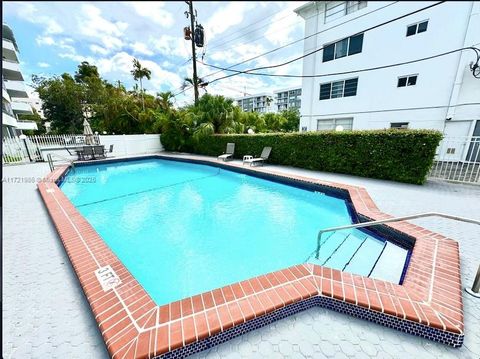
left=264, top=6, right=303, bottom=46
left=152, top=35, right=189, bottom=58
left=130, top=2, right=174, bottom=28
left=37, top=62, right=50, bottom=68
left=18, top=3, right=63, bottom=34
left=90, top=44, right=110, bottom=55
left=131, top=42, right=154, bottom=56
left=77, top=4, right=127, bottom=51
left=58, top=52, right=95, bottom=64
left=36, top=36, right=55, bottom=46
left=96, top=52, right=182, bottom=91
left=206, top=2, right=256, bottom=40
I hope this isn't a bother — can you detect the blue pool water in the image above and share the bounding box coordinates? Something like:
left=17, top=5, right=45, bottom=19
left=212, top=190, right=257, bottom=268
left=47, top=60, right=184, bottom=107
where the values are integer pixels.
left=60, top=158, right=408, bottom=305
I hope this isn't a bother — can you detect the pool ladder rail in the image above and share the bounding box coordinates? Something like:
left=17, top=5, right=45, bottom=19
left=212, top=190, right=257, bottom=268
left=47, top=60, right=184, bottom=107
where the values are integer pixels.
left=47, top=153, right=75, bottom=172
left=309, top=212, right=480, bottom=295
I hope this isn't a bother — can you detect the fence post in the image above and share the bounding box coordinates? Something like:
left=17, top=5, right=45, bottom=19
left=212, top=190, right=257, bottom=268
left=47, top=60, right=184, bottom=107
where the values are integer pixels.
left=466, top=265, right=480, bottom=298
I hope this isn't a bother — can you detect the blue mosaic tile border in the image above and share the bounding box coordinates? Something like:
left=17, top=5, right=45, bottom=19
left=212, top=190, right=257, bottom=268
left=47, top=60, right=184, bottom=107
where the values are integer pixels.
left=155, top=295, right=463, bottom=358
left=317, top=296, right=464, bottom=348
left=155, top=297, right=318, bottom=358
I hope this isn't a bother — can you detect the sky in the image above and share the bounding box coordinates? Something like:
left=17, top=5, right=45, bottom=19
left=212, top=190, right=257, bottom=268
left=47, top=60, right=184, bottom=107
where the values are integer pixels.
left=3, top=1, right=307, bottom=106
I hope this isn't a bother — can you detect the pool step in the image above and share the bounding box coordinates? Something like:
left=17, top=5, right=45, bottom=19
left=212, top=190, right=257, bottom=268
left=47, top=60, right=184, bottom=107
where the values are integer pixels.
left=323, top=232, right=366, bottom=269
left=369, top=241, right=408, bottom=283
left=308, top=231, right=349, bottom=265
left=343, top=236, right=385, bottom=276
left=307, top=230, right=407, bottom=284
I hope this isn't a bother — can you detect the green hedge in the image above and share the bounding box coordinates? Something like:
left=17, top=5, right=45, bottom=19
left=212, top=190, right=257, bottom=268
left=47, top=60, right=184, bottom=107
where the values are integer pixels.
left=191, top=130, right=442, bottom=184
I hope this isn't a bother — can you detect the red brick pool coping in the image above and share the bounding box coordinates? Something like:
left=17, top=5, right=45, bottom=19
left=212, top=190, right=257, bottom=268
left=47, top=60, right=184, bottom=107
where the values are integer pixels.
left=38, top=155, right=464, bottom=358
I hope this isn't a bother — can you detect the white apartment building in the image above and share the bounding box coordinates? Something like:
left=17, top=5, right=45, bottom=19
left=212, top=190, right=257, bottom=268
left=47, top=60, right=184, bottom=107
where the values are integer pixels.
left=273, top=87, right=302, bottom=112
left=2, top=23, right=37, bottom=137
left=294, top=1, right=480, bottom=140
left=235, top=93, right=275, bottom=113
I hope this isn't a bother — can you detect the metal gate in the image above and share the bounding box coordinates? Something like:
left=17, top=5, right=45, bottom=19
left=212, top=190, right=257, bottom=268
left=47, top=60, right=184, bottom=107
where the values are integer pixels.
left=2, top=134, right=40, bottom=164
left=429, top=136, right=480, bottom=184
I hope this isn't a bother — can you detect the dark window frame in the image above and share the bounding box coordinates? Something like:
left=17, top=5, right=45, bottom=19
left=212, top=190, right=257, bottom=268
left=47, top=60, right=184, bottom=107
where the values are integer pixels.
left=323, top=33, right=364, bottom=62
left=391, top=122, right=409, bottom=129
left=319, top=77, right=359, bottom=100
left=406, top=20, right=429, bottom=37
left=397, top=74, right=418, bottom=88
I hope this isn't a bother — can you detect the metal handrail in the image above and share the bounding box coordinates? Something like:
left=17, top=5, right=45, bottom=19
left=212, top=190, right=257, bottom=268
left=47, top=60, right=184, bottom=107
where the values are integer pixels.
left=47, top=153, right=76, bottom=171
left=314, top=212, right=480, bottom=259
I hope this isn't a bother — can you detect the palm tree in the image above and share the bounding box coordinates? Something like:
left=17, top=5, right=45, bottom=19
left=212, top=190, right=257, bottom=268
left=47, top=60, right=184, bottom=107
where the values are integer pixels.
left=156, top=91, right=174, bottom=112
left=181, top=76, right=207, bottom=92
left=130, top=58, right=151, bottom=111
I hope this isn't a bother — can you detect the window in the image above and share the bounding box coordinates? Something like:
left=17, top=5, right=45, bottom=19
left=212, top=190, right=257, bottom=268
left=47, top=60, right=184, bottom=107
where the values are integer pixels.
left=319, top=78, right=358, bottom=100
left=335, top=38, right=349, bottom=59
left=406, top=20, right=428, bottom=37
left=391, top=122, right=409, bottom=129
left=325, top=1, right=367, bottom=23
left=397, top=75, right=418, bottom=87
left=320, top=83, right=332, bottom=100
left=323, top=44, right=335, bottom=62
left=346, top=1, right=367, bottom=14
left=331, top=81, right=344, bottom=98
left=344, top=78, right=358, bottom=96
left=348, top=33, right=363, bottom=55
left=323, top=34, right=364, bottom=62
left=317, top=118, right=353, bottom=131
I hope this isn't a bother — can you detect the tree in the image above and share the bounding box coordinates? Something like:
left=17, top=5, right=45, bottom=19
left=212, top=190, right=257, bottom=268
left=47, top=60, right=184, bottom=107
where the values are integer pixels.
left=74, top=61, right=100, bottom=83
left=18, top=109, right=46, bottom=135
left=130, top=58, right=151, bottom=111
left=156, top=91, right=174, bottom=112
left=279, top=108, right=300, bottom=132
left=33, top=73, right=85, bottom=134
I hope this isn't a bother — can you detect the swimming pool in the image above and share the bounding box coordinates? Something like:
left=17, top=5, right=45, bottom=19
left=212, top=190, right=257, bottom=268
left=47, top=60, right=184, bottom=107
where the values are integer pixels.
left=60, top=158, right=408, bottom=305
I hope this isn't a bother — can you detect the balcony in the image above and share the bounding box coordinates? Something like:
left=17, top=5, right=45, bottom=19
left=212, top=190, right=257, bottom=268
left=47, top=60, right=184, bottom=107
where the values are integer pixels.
left=16, top=120, right=38, bottom=131
left=4, top=80, right=28, bottom=98
left=2, top=111, right=18, bottom=127
left=11, top=101, right=33, bottom=115
left=2, top=39, right=18, bottom=62
left=2, top=59, right=24, bottom=81
left=3, top=86, right=11, bottom=102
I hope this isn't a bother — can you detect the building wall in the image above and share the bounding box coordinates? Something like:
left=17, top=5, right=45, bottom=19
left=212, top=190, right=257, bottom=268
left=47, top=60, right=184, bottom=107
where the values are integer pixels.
left=274, top=87, right=302, bottom=112
left=2, top=24, right=36, bottom=133
left=296, top=1, right=480, bottom=136
left=235, top=94, right=274, bottom=113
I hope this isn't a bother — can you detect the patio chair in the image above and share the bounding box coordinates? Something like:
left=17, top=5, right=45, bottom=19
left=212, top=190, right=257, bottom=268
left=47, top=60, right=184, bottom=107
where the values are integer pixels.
left=104, top=144, right=114, bottom=157
left=93, top=145, right=106, bottom=159
left=64, top=147, right=84, bottom=160
left=82, top=146, right=95, bottom=160
left=217, top=143, right=235, bottom=161
left=243, top=147, right=272, bottom=167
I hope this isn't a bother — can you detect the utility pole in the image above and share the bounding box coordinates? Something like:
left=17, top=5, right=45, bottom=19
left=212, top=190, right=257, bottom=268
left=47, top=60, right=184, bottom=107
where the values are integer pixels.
left=186, top=1, right=199, bottom=104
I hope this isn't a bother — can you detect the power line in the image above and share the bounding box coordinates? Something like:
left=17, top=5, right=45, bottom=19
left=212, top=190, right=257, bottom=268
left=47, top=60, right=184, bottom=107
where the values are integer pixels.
left=199, top=47, right=479, bottom=78
left=207, top=11, right=297, bottom=53
left=200, top=1, right=399, bottom=80
left=206, top=3, right=293, bottom=49
left=302, top=103, right=480, bottom=117
left=205, top=1, right=446, bottom=85
left=204, top=1, right=390, bottom=59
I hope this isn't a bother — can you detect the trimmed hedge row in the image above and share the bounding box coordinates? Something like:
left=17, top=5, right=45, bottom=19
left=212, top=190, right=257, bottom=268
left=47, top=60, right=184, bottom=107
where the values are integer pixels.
left=191, top=130, right=442, bottom=184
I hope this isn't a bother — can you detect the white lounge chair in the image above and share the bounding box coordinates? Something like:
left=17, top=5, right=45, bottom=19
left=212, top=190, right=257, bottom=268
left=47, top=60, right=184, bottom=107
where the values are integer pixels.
left=217, top=143, right=235, bottom=161
left=243, top=147, right=272, bottom=167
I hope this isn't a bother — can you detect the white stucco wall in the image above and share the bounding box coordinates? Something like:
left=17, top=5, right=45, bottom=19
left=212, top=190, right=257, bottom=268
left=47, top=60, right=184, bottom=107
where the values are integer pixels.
left=296, top=1, right=480, bottom=136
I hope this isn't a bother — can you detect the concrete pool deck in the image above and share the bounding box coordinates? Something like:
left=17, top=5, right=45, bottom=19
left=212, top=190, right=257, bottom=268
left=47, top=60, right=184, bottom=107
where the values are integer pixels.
left=3, top=154, right=480, bottom=358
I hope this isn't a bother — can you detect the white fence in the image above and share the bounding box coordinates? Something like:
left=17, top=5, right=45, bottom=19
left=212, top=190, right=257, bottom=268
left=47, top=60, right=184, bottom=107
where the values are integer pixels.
left=2, top=134, right=163, bottom=164
left=428, top=136, right=480, bottom=184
